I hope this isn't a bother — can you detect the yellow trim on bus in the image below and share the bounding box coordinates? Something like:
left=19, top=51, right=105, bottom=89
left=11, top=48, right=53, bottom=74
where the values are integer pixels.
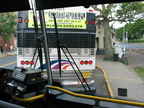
left=15, top=86, right=144, bottom=107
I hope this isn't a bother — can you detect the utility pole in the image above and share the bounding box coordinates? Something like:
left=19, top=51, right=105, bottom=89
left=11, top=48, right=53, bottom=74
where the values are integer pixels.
left=126, top=31, right=128, bottom=43
left=123, top=26, right=125, bottom=43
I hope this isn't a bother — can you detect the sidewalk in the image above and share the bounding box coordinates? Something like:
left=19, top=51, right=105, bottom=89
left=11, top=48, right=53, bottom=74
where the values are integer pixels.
left=96, top=55, right=144, bottom=103
left=0, top=51, right=17, bottom=57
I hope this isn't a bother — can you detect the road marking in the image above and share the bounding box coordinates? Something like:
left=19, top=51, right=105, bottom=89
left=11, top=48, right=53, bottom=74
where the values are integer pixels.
left=0, top=61, right=17, bottom=68
left=0, top=55, right=7, bottom=58
left=133, top=50, right=144, bottom=54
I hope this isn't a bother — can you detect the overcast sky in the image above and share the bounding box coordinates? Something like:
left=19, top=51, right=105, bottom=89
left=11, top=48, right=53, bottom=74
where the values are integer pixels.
left=110, top=22, right=126, bottom=29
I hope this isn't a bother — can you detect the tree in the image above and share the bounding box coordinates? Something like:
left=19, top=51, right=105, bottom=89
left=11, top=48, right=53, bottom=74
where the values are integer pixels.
left=91, top=1, right=144, bottom=59
left=0, top=12, right=17, bottom=42
left=132, top=19, right=144, bottom=38
left=116, top=19, right=144, bottom=40
left=115, top=27, right=123, bottom=40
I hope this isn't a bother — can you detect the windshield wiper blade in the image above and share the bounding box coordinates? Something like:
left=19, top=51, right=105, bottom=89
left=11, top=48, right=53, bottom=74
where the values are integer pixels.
left=53, top=13, right=62, bottom=77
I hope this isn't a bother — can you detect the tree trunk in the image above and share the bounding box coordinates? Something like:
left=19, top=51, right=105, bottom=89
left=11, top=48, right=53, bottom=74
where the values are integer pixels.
left=103, top=19, right=113, bottom=59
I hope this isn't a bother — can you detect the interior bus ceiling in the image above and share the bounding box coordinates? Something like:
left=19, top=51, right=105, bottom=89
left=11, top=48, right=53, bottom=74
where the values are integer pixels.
left=0, top=0, right=142, bottom=13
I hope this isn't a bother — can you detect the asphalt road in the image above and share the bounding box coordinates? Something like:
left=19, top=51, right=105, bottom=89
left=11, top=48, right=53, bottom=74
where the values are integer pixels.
left=94, top=67, right=110, bottom=98
left=0, top=55, right=17, bottom=69
left=115, top=42, right=144, bottom=71
left=115, top=43, right=144, bottom=49
left=127, top=50, right=144, bottom=69
left=116, top=43, right=144, bottom=69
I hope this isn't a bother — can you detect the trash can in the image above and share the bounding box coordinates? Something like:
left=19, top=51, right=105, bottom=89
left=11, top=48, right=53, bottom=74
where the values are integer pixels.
left=113, top=53, right=119, bottom=61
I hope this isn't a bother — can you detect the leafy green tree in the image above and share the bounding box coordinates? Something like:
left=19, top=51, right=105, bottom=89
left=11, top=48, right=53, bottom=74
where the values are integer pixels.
left=115, top=27, right=123, bottom=40
left=132, top=19, right=144, bottom=38
left=91, top=1, right=144, bottom=59
left=115, top=2, right=144, bottom=22
left=0, top=12, right=17, bottom=42
left=125, top=23, right=134, bottom=37
left=116, top=19, right=144, bottom=40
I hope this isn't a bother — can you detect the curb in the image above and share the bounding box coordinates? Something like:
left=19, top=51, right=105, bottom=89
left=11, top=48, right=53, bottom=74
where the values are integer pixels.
left=125, top=65, right=143, bottom=80
left=96, top=65, right=115, bottom=98
left=0, top=54, right=8, bottom=58
left=0, top=53, right=16, bottom=58
left=129, top=49, right=144, bottom=51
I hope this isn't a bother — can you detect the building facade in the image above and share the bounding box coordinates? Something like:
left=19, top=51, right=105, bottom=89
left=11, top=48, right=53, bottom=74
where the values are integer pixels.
left=96, top=21, right=116, bottom=55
